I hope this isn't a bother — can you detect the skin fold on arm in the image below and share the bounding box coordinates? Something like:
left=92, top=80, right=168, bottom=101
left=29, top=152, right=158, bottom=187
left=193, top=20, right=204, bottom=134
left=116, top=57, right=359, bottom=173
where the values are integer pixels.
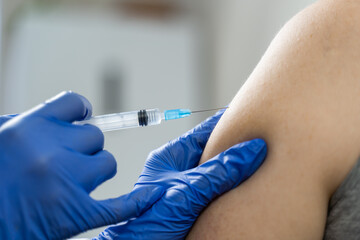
left=187, top=0, right=360, bottom=239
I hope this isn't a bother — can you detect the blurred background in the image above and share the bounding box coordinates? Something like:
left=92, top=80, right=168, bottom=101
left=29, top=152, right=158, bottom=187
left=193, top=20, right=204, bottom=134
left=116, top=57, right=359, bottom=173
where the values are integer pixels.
left=0, top=0, right=315, bottom=238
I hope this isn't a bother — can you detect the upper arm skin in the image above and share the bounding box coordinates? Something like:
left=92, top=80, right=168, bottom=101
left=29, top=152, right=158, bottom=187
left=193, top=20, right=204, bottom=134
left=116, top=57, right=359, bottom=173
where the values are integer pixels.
left=187, top=1, right=360, bottom=239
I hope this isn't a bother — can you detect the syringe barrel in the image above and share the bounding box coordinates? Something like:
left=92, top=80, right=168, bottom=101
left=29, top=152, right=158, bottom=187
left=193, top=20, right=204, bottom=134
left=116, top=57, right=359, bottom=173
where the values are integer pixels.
left=76, top=109, right=163, bottom=132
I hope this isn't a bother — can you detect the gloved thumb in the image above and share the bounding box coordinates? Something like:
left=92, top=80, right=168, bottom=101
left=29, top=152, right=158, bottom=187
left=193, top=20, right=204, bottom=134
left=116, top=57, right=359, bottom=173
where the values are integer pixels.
left=95, top=186, right=164, bottom=226
left=26, top=91, right=92, bottom=122
left=187, top=139, right=267, bottom=205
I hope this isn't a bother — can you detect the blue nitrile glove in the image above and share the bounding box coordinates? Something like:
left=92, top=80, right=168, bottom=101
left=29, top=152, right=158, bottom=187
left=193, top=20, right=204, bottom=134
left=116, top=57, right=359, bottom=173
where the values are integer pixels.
left=0, top=91, right=163, bottom=240
left=0, top=114, right=17, bottom=126
left=97, top=110, right=267, bottom=240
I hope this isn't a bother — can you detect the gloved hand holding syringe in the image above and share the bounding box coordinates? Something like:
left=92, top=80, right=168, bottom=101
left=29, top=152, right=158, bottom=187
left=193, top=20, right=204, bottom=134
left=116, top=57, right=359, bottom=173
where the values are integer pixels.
left=75, top=108, right=226, bottom=132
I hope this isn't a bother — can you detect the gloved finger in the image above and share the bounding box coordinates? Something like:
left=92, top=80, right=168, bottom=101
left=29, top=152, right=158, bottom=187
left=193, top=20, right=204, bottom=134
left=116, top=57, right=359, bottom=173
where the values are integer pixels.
left=153, top=108, right=227, bottom=171
left=95, top=186, right=164, bottom=225
left=72, top=150, right=117, bottom=193
left=96, top=187, right=193, bottom=240
left=185, top=138, right=267, bottom=205
left=0, top=114, right=18, bottom=127
left=62, top=124, right=104, bottom=155
left=27, top=91, right=92, bottom=122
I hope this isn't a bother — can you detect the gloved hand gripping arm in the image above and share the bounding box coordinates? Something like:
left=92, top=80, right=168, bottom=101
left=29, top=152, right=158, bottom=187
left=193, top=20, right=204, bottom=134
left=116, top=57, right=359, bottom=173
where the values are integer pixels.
left=97, top=109, right=267, bottom=240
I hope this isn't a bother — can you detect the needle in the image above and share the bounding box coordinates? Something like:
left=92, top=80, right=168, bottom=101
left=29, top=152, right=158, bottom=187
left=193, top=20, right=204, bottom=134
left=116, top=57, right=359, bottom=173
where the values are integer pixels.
left=191, top=107, right=228, bottom=114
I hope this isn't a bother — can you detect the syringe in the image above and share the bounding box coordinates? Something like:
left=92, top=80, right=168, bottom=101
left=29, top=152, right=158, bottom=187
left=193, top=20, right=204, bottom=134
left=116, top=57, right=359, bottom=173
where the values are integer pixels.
left=75, top=108, right=225, bottom=132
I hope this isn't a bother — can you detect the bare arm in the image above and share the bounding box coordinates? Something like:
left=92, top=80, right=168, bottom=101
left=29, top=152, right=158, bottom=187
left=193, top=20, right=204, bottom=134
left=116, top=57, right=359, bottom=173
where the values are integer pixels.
left=188, top=0, right=360, bottom=239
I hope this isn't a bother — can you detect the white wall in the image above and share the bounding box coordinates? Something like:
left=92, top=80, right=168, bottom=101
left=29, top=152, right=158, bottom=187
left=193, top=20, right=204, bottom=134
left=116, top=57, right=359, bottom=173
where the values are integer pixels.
left=0, top=1, right=2, bottom=107
left=0, top=0, right=27, bottom=112
left=213, top=0, right=316, bottom=105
